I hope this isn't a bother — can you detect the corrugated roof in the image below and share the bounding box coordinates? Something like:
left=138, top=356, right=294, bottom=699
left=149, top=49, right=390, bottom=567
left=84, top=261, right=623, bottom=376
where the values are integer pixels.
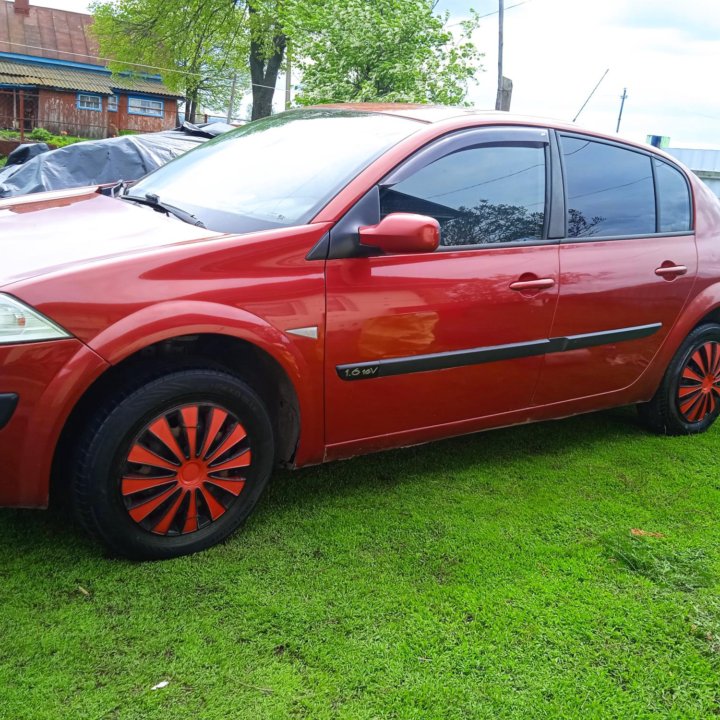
left=0, top=59, right=182, bottom=97
left=0, top=0, right=99, bottom=65
left=666, top=148, right=720, bottom=174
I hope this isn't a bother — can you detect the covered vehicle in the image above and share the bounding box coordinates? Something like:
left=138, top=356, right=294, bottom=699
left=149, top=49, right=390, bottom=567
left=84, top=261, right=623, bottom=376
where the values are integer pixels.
left=0, top=122, right=234, bottom=198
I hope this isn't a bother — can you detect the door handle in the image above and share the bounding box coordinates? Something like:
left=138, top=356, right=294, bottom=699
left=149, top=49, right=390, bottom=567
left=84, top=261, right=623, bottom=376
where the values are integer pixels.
left=509, top=278, right=555, bottom=291
left=655, top=264, right=687, bottom=279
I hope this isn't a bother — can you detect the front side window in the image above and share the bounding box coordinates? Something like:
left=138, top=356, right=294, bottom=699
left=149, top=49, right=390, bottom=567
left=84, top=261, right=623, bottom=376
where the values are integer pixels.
left=654, top=159, right=691, bottom=232
left=77, top=93, right=102, bottom=112
left=128, top=96, right=164, bottom=117
left=380, top=144, right=546, bottom=246
left=561, top=136, right=655, bottom=238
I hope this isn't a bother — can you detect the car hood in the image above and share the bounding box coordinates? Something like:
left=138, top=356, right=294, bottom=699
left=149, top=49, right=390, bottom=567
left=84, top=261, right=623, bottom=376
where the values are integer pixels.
left=0, top=188, right=223, bottom=287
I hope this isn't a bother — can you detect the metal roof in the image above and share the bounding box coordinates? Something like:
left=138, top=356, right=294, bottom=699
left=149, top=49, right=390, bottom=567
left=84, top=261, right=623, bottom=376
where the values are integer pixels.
left=666, top=148, right=720, bottom=175
left=0, top=1, right=98, bottom=65
left=0, top=59, right=181, bottom=97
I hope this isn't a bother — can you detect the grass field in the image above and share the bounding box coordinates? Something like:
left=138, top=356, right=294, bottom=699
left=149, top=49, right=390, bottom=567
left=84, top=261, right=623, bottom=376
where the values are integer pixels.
left=1, top=407, right=719, bottom=719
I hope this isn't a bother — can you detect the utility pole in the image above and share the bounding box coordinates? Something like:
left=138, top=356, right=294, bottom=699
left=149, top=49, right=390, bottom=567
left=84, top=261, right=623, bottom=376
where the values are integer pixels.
left=285, top=41, right=292, bottom=110
left=616, top=87, right=627, bottom=133
left=226, top=73, right=238, bottom=124
left=495, top=0, right=504, bottom=111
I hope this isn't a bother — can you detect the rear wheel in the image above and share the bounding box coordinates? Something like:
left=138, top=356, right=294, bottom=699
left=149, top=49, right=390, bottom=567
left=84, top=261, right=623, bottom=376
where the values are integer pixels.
left=72, top=369, right=274, bottom=559
left=638, top=323, right=720, bottom=435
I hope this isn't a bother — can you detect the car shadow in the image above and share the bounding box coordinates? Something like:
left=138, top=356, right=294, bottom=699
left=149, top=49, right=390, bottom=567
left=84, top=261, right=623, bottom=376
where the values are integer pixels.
left=262, top=405, right=646, bottom=507
left=0, top=406, right=651, bottom=558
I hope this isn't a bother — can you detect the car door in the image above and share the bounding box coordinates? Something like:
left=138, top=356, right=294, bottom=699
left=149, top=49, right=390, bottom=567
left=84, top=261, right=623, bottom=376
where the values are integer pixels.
left=533, top=132, right=697, bottom=405
left=324, top=126, right=562, bottom=450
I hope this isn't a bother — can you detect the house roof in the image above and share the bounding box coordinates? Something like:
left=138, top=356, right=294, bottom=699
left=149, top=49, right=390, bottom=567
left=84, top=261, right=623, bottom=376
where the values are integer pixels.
left=0, top=59, right=183, bottom=97
left=0, top=2, right=181, bottom=98
left=0, top=0, right=98, bottom=65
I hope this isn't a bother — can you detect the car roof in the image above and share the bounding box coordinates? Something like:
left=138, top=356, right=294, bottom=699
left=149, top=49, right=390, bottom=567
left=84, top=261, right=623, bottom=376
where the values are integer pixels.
left=312, top=103, right=685, bottom=164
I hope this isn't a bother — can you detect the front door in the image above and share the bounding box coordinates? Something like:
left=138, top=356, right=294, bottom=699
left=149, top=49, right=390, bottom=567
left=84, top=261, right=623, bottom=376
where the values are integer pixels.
left=534, top=133, right=697, bottom=405
left=324, top=127, right=560, bottom=450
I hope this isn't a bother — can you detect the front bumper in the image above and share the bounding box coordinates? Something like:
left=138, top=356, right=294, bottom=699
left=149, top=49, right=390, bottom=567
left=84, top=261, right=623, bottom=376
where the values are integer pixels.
left=0, top=339, right=108, bottom=507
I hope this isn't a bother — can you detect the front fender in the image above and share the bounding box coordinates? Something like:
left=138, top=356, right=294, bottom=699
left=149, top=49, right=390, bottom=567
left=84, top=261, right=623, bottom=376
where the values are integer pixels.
left=88, top=300, right=323, bottom=466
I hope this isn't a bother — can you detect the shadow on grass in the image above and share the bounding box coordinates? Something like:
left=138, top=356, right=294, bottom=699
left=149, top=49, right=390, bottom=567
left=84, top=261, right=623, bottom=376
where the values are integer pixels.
left=0, top=406, right=647, bottom=559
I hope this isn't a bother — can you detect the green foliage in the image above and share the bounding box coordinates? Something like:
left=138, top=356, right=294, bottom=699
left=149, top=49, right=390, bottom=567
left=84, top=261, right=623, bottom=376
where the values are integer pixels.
left=28, top=127, right=53, bottom=142
left=2, top=408, right=720, bottom=718
left=90, top=0, right=482, bottom=121
left=295, top=0, right=482, bottom=105
left=0, top=156, right=6, bottom=168
left=0, top=128, right=87, bottom=148
left=90, top=0, right=250, bottom=119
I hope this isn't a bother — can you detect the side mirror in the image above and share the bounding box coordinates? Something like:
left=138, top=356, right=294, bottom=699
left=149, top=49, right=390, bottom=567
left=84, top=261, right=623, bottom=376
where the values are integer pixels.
left=359, top=213, right=440, bottom=254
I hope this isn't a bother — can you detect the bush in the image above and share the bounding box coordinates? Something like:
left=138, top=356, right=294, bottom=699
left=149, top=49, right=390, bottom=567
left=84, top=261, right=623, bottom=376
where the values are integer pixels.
left=29, top=127, right=53, bottom=142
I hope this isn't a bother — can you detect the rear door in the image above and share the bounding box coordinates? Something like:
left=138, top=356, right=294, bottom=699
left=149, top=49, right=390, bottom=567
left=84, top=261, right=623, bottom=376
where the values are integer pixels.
left=533, top=133, right=697, bottom=405
left=324, top=126, right=562, bottom=449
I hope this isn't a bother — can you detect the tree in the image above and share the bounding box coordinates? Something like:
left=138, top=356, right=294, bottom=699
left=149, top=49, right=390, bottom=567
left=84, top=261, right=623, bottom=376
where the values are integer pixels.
left=293, top=0, right=481, bottom=106
left=91, top=0, right=482, bottom=122
left=91, top=0, right=249, bottom=123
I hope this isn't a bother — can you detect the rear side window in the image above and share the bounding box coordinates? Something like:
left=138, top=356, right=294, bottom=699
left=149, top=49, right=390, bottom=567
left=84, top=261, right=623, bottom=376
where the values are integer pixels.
left=380, top=144, right=546, bottom=247
left=654, top=159, right=691, bottom=232
left=560, top=136, right=655, bottom=238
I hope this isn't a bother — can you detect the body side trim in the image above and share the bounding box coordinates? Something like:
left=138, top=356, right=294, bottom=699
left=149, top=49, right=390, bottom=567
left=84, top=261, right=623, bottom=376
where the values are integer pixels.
left=336, top=323, right=662, bottom=380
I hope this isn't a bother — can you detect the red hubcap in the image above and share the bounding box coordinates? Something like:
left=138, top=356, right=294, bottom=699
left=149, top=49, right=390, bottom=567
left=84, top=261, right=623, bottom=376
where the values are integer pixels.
left=677, top=341, right=720, bottom=423
left=121, top=404, right=251, bottom=535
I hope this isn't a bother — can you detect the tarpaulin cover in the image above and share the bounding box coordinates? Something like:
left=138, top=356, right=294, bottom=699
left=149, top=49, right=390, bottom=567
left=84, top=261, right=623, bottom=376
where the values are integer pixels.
left=6, top=142, right=51, bottom=167
left=0, top=123, right=234, bottom=198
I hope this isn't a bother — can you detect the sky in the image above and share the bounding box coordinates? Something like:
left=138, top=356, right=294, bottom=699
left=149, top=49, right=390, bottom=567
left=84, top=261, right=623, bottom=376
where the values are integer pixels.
left=28, top=0, right=720, bottom=148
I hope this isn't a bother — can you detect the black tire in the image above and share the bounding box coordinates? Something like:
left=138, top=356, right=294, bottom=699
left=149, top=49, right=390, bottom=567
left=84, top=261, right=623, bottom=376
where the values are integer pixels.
left=638, top=323, right=720, bottom=436
left=72, top=369, right=274, bottom=560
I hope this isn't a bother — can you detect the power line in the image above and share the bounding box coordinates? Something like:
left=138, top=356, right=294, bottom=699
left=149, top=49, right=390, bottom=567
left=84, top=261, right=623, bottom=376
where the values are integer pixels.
left=446, top=1, right=532, bottom=29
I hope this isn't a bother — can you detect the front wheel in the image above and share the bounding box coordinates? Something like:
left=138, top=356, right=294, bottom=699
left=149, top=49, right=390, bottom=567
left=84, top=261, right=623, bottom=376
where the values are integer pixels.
left=72, top=369, right=274, bottom=559
left=638, top=323, right=720, bottom=435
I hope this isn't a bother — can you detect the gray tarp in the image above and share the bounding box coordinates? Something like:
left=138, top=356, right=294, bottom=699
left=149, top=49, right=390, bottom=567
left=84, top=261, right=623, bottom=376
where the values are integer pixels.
left=0, top=122, right=235, bottom=198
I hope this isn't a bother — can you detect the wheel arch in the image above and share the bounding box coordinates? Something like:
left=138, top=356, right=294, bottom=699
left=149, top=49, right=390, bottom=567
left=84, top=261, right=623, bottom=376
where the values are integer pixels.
left=51, top=327, right=314, bottom=507
left=637, top=283, right=720, bottom=400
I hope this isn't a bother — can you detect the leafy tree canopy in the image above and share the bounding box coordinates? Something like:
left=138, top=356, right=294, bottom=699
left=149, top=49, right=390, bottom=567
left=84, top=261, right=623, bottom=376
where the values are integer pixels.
left=294, top=0, right=482, bottom=106
left=90, top=0, right=482, bottom=121
left=90, top=0, right=250, bottom=122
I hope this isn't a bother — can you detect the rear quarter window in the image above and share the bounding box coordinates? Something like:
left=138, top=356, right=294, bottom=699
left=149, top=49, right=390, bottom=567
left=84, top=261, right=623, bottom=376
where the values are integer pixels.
left=654, top=159, right=692, bottom=232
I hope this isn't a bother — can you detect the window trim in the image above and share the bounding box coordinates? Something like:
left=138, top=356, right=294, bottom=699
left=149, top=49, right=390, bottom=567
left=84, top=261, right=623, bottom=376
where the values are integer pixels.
left=325, top=126, right=555, bottom=259
left=107, top=94, right=119, bottom=112
left=76, top=92, right=103, bottom=112
left=379, top=126, right=553, bottom=253
left=653, top=156, right=693, bottom=234
left=127, top=95, right=164, bottom=118
left=556, top=130, right=694, bottom=242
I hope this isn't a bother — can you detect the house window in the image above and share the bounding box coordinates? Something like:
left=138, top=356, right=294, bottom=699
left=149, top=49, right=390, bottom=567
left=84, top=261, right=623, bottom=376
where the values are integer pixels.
left=77, top=93, right=102, bottom=112
left=107, top=94, right=119, bottom=112
left=128, top=96, right=164, bottom=118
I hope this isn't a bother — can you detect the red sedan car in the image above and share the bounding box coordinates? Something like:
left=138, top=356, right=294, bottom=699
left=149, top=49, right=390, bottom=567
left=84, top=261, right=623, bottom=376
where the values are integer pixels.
left=2, top=105, right=719, bottom=558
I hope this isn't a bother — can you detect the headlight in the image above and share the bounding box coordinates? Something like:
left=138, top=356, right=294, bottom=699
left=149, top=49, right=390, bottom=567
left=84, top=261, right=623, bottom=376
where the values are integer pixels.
left=0, top=293, right=72, bottom=344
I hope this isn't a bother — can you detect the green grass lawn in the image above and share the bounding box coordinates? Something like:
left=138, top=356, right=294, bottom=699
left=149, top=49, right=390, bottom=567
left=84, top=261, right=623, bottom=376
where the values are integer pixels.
left=1, top=407, right=719, bottom=719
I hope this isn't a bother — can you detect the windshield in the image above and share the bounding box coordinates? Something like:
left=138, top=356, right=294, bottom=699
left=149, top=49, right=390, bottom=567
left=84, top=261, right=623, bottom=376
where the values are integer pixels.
left=128, top=109, right=421, bottom=234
